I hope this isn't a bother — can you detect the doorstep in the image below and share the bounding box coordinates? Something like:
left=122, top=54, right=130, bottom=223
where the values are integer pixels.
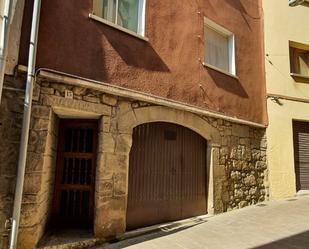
left=116, top=214, right=212, bottom=242
left=37, top=229, right=104, bottom=249
left=296, top=190, right=309, bottom=196
left=37, top=214, right=212, bottom=249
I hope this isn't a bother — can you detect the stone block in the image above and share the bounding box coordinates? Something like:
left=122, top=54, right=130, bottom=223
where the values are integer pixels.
left=40, top=87, right=54, bottom=95
left=26, top=152, right=44, bottom=172
left=244, top=175, right=256, bottom=187
left=97, top=179, right=113, bottom=197
left=32, top=105, right=51, bottom=119
left=31, top=118, right=50, bottom=131
left=50, top=83, right=67, bottom=93
left=0, top=144, right=19, bottom=175
left=100, top=132, right=116, bottom=153
left=23, top=173, right=42, bottom=194
left=101, top=94, right=118, bottom=106
left=260, top=138, right=267, bottom=149
left=117, top=112, right=136, bottom=134
left=44, top=133, right=58, bottom=156
left=214, top=164, right=226, bottom=178
left=232, top=124, right=249, bottom=137
left=255, top=161, right=267, bottom=170
left=32, top=83, right=40, bottom=101
left=83, top=95, right=100, bottom=104
left=42, top=95, right=111, bottom=116
left=20, top=202, right=42, bottom=227
left=99, top=116, right=111, bottom=133
left=114, top=173, right=127, bottom=196
left=104, top=153, right=128, bottom=172
left=239, top=201, right=248, bottom=208
left=72, top=86, right=87, bottom=96
left=115, top=134, right=132, bottom=154
left=239, top=138, right=250, bottom=146
left=28, top=130, right=48, bottom=153
left=94, top=196, right=126, bottom=238
left=221, top=136, right=230, bottom=146
left=17, top=225, right=41, bottom=249
left=220, top=147, right=229, bottom=156
left=0, top=176, right=15, bottom=196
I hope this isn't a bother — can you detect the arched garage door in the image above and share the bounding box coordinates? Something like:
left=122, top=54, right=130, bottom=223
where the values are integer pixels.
left=127, top=122, right=207, bottom=230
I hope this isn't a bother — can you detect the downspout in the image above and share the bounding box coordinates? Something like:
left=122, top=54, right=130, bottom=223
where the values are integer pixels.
left=0, top=0, right=13, bottom=104
left=9, top=0, right=41, bottom=248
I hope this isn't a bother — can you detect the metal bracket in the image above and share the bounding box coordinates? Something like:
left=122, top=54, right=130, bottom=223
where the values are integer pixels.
left=5, top=218, right=12, bottom=231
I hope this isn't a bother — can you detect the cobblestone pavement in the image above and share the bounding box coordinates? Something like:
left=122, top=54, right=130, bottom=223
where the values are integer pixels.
left=96, top=195, right=309, bottom=249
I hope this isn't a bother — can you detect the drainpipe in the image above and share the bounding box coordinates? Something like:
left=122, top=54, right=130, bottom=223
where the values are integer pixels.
left=0, top=0, right=14, bottom=104
left=9, top=0, right=41, bottom=248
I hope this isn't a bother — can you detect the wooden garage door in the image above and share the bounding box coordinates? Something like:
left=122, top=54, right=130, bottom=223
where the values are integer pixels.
left=127, top=122, right=207, bottom=230
left=52, top=119, right=97, bottom=228
left=293, top=121, right=309, bottom=191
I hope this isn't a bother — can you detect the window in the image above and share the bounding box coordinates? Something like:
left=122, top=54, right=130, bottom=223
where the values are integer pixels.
left=290, top=41, right=309, bottom=78
left=204, top=17, right=236, bottom=76
left=289, top=0, right=309, bottom=7
left=93, top=0, right=146, bottom=36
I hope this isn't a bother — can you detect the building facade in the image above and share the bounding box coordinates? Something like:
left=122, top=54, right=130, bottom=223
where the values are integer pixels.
left=0, top=0, right=267, bottom=248
left=264, top=0, right=309, bottom=199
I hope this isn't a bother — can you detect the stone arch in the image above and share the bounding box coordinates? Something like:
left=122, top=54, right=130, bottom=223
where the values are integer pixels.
left=117, top=105, right=221, bottom=144
left=95, top=103, right=221, bottom=237
left=117, top=104, right=220, bottom=227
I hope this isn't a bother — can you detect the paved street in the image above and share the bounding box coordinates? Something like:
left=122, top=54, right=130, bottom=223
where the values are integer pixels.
left=97, top=195, right=309, bottom=249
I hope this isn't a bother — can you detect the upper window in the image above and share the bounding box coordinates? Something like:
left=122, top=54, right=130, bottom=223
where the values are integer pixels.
left=290, top=41, right=309, bottom=78
left=289, top=0, right=309, bottom=7
left=204, top=17, right=236, bottom=76
left=93, top=0, right=146, bottom=36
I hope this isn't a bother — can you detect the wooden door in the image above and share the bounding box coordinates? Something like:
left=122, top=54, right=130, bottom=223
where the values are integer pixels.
left=293, top=121, right=309, bottom=191
left=126, top=122, right=207, bottom=230
left=52, top=119, right=97, bottom=228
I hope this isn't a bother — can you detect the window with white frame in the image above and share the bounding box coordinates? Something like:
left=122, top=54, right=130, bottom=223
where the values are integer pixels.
left=93, top=0, right=146, bottom=36
left=204, top=17, right=236, bottom=75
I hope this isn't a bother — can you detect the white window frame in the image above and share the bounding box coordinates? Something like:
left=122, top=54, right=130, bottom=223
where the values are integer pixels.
left=204, top=17, right=236, bottom=76
left=92, top=0, right=147, bottom=38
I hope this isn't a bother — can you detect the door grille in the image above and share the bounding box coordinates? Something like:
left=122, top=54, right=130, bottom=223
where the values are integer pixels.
left=52, top=120, right=97, bottom=228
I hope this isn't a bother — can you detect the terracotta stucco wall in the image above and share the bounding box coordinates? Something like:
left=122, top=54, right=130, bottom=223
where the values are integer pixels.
left=19, top=0, right=267, bottom=124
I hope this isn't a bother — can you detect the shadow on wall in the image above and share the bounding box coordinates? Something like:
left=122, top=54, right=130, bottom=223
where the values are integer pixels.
left=223, top=0, right=252, bottom=31
left=253, top=230, right=309, bottom=249
left=100, top=25, right=170, bottom=73
left=204, top=0, right=253, bottom=31
left=207, top=67, right=248, bottom=98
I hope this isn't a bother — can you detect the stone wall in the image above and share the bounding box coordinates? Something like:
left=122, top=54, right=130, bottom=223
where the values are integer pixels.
left=0, top=75, right=268, bottom=249
left=204, top=117, right=268, bottom=213
left=0, top=76, right=25, bottom=249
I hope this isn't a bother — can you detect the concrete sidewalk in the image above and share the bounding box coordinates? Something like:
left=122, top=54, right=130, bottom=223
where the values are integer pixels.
left=95, top=195, right=309, bottom=249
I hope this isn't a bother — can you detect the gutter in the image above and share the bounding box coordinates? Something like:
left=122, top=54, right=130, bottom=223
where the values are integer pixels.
left=0, top=0, right=14, bottom=103
left=30, top=67, right=266, bottom=128
left=9, top=0, right=41, bottom=248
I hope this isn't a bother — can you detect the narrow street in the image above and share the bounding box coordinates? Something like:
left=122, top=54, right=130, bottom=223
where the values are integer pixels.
left=97, top=195, right=309, bottom=249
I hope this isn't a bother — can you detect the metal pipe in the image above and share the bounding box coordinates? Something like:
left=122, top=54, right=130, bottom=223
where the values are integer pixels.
left=9, top=0, right=41, bottom=248
left=0, top=0, right=14, bottom=104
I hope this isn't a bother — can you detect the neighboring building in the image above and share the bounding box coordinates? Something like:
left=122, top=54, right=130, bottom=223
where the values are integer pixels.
left=0, top=0, right=267, bottom=248
left=264, top=0, right=309, bottom=200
